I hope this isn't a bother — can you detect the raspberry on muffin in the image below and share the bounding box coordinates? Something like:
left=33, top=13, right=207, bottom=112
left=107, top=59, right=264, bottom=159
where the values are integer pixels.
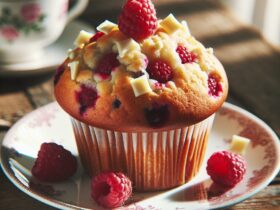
left=118, top=0, right=157, bottom=41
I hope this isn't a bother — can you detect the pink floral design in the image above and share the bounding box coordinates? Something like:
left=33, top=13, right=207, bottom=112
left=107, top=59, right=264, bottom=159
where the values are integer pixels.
left=0, top=25, right=19, bottom=41
left=21, top=3, right=41, bottom=23
left=28, top=106, right=59, bottom=128
left=30, top=181, right=64, bottom=197
left=59, top=0, right=69, bottom=19
left=123, top=204, right=160, bottom=210
left=248, top=166, right=270, bottom=188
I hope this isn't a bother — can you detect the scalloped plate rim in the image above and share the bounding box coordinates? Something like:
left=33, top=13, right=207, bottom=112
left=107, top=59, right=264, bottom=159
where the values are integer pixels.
left=0, top=101, right=279, bottom=210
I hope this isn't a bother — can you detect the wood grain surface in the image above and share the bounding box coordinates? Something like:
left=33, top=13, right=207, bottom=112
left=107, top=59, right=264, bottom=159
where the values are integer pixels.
left=0, top=0, right=279, bottom=209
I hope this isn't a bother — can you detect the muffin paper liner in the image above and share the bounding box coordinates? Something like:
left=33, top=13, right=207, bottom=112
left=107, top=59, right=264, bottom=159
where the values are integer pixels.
left=71, top=114, right=215, bottom=191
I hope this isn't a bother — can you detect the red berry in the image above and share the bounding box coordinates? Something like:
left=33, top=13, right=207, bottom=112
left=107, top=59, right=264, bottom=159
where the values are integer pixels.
left=206, top=151, right=246, bottom=187
left=118, top=0, right=157, bottom=40
left=95, top=52, right=120, bottom=76
left=32, top=143, right=77, bottom=182
left=91, top=172, right=132, bottom=208
left=145, top=104, right=169, bottom=127
left=75, top=84, right=99, bottom=115
left=208, top=73, right=223, bottom=97
left=89, top=32, right=105, bottom=42
left=176, top=45, right=197, bottom=64
left=147, top=60, right=173, bottom=83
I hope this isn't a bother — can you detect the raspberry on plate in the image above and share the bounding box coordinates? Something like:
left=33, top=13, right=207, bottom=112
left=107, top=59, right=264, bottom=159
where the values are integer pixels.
left=176, top=45, right=197, bottom=64
left=206, top=151, right=246, bottom=187
left=118, top=0, right=157, bottom=40
left=31, top=142, right=77, bottom=182
left=91, top=172, right=132, bottom=208
left=147, top=60, right=173, bottom=83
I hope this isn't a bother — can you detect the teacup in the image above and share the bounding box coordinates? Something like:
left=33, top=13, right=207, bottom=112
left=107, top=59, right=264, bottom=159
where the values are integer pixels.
left=0, top=0, right=88, bottom=64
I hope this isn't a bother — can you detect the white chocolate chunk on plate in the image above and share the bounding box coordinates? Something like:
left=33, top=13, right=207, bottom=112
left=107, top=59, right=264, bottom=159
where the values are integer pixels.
left=230, top=135, right=250, bottom=155
left=68, top=61, right=79, bottom=80
left=74, top=30, right=93, bottom=47
left=97, top=20, right=117, bottom=34
left=160, top=14, right=182, bottom=34
left=130, top=75, right=152, bottom=97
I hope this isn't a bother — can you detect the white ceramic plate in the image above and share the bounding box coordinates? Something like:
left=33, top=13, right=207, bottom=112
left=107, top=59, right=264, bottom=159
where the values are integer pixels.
left=0, top=20, right=94, bottom=78
left=1, top=102, right=279, bottom=210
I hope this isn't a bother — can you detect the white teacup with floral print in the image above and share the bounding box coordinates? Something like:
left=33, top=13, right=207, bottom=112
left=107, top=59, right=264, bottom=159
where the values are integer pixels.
left=0, top=0, right=88, bottom=64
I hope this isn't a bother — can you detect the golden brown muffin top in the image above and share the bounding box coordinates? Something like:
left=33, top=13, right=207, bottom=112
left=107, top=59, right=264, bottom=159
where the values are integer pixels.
left=54, top=14, right=228, bottom=131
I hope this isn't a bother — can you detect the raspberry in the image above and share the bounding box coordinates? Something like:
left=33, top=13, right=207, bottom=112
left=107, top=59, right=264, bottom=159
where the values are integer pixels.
left=89, top=31, right=104, bottom=42
left=32, top=143, right=77, bottom=182
left=206, top=151, right=246, bottom=187
left=75, top=84, right=99, bottom=115
left=91, top=172, right=132, bottom=208
left=118, top=0, right=157, bottom=40
left=147, top=60, right=173, bottom=83
left=208, top=73, right=223, bottom=97
left=95, top=52, right=120, bottom=77
left=176, top=45, right=197, bottom=64
left=145, top=104, right=169, bottom=127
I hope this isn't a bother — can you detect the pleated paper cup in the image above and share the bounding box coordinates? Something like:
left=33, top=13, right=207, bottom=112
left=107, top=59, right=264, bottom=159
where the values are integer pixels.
left=71, top=114, right=215, bottom=191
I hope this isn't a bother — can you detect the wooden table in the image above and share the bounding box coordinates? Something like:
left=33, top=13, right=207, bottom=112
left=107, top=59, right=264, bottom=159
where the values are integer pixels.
left=0, top=0, right=279, bottom=209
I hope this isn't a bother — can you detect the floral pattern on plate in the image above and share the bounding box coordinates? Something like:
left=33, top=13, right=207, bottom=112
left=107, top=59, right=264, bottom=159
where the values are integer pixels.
left=1, top=102, right=279, bottom=210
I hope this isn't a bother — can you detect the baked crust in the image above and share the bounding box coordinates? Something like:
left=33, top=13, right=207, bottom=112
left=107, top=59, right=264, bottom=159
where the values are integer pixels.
left=54, top=20, right=228, bottom=132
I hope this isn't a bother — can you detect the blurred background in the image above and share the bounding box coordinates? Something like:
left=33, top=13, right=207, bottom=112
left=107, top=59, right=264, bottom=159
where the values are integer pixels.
left=80, top=0, right=280, bottom=45
left=221, top=0, right=280, bottom=45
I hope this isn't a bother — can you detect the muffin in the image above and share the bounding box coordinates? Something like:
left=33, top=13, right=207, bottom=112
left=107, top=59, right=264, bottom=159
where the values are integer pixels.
left=54, top=0, right=228, bottom=191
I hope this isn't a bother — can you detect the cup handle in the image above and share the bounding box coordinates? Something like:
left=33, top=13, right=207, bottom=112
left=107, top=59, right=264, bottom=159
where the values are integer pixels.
left=66, top=0, right=89, bottom=24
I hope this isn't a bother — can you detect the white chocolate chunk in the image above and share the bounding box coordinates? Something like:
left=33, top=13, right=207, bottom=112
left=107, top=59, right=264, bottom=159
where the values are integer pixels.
left=181, top=20, right=191, bottom=37
left=185, top=62, right=201, bottom=71
left=130, top=75, right=152, bottom=97
left=68, top=61, right=79, bottom=80
left=74, top=30, right=93, bottom=47
left=115, top=39, right=140, bottom=57
left=97, top=20, right=117, bottom=34
left=67, top=49, right=75, bottom=59
left=230, top=135, right=250, bottom=155
left=166, top=81, right=176, bottom=89
left=160, top=14, right=182, bottom=34
left=206, top=47, right=214, bottom=54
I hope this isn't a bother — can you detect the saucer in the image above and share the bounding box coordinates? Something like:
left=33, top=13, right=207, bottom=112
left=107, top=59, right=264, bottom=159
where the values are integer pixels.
left=1, top=102, right=279, bottom=209
left=0, top=20, right=94, bottom=78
